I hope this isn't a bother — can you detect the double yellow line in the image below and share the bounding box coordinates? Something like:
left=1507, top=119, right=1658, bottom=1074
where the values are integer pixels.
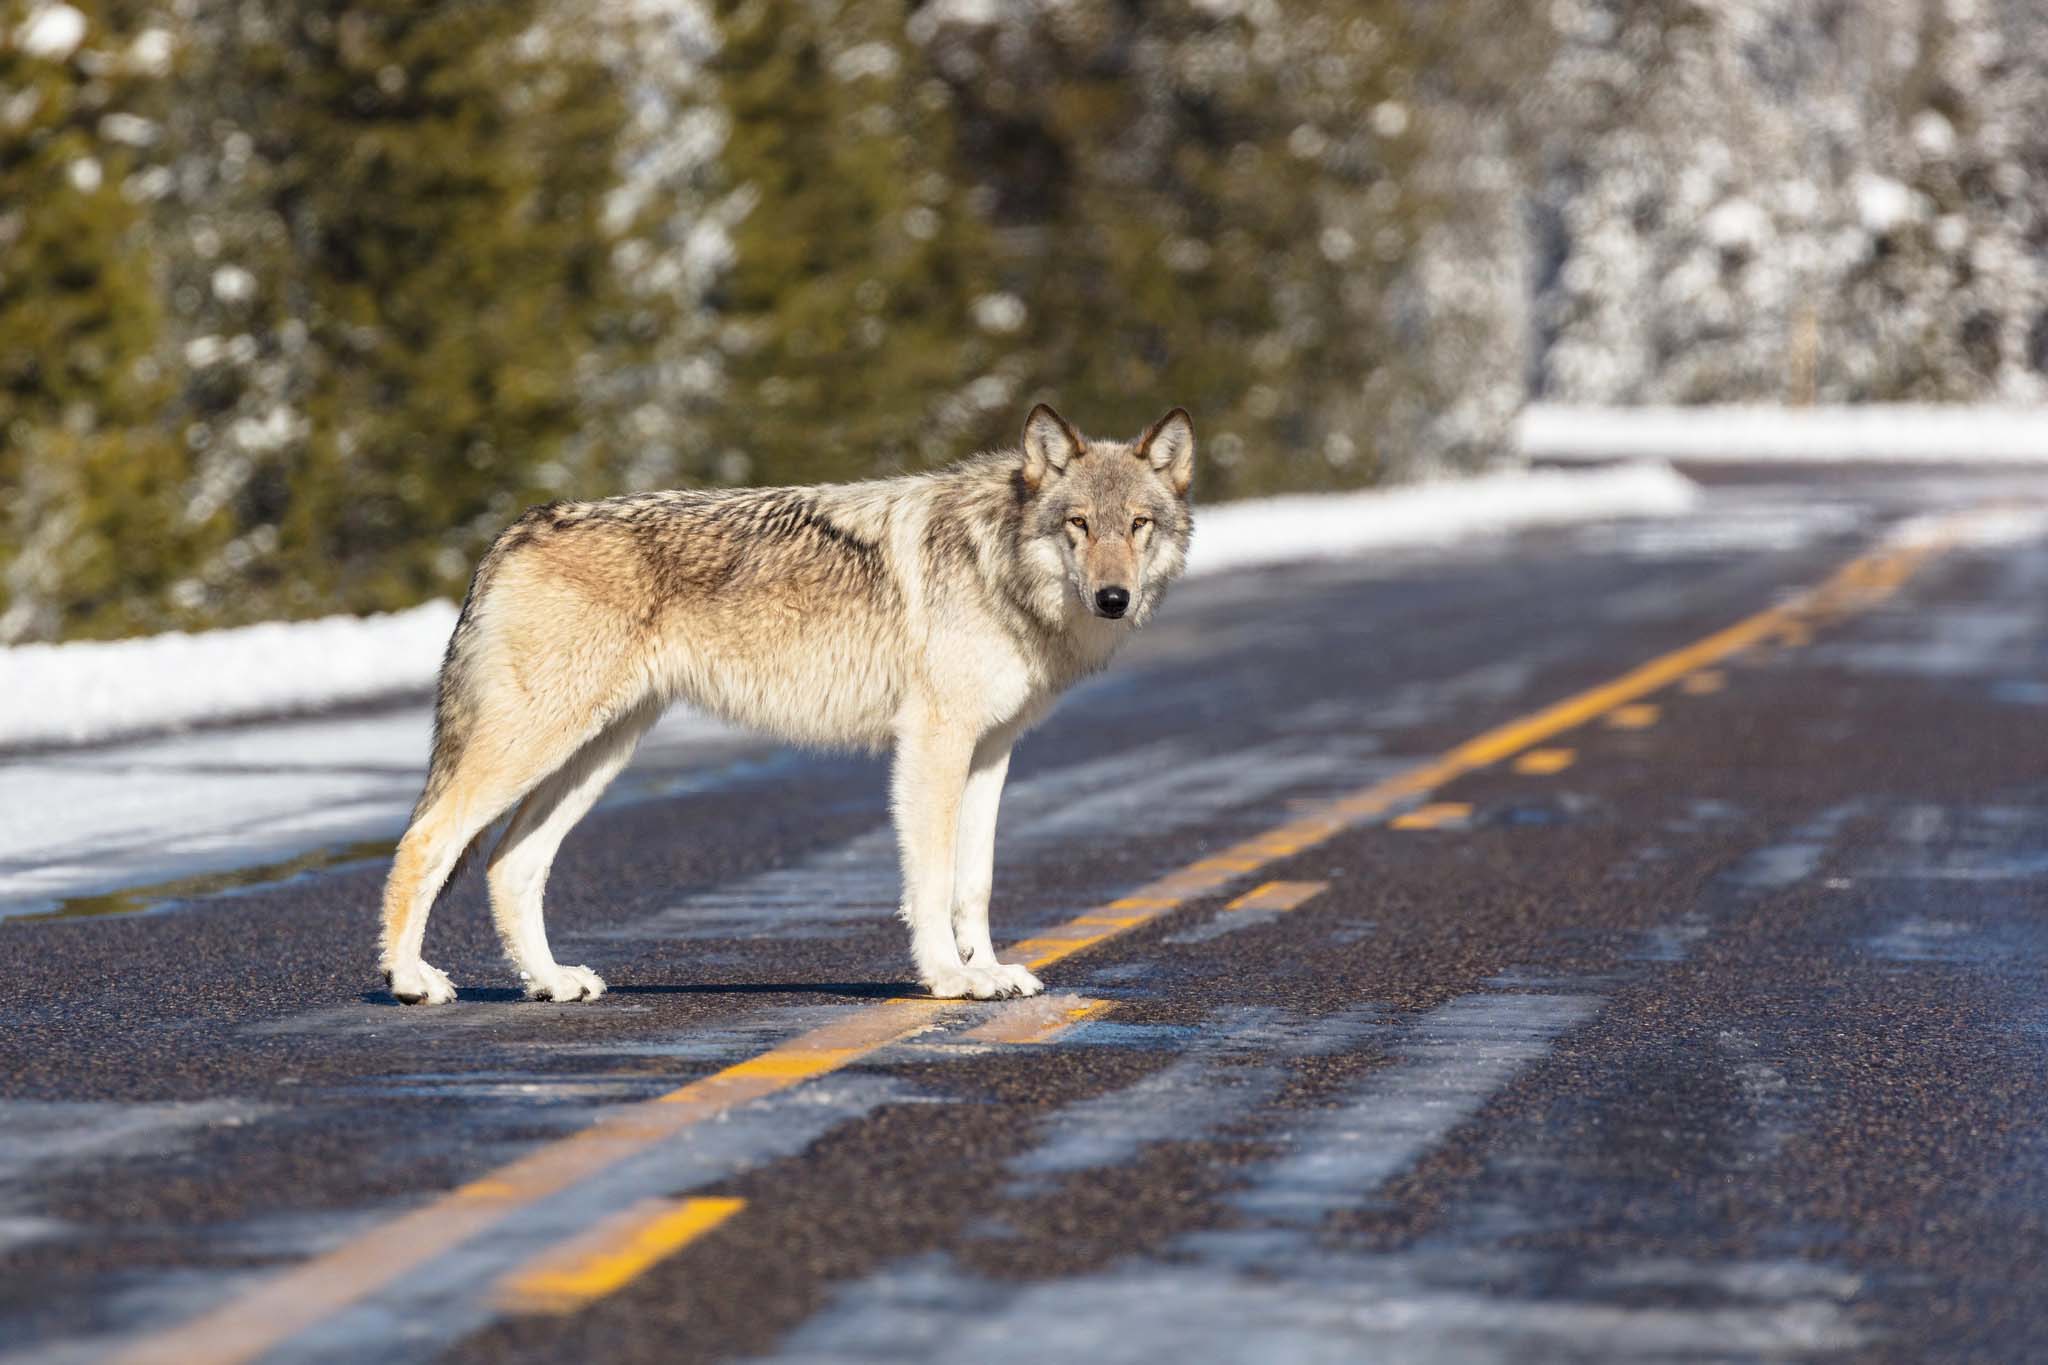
left=115, top=516, right=1968, bottom=1364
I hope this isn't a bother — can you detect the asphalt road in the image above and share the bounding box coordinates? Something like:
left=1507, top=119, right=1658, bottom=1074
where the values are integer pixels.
left=6, top=465, right=2048, bottom=1363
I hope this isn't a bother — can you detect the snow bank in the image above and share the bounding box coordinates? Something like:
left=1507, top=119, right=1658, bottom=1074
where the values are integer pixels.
left=0, top=463, right=1696, bottom=750
left=1187, top=461, right=1696, bottom=576
left=1518, top=404, right=2048, bottom=464
left=0, top=603, right=459, bottom=750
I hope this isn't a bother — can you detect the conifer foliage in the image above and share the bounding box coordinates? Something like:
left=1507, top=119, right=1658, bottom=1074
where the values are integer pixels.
left=1, top=1, right=194, bottom=641
left=919, top=2, right=1430, bottom=500
left=705, top=0, right=1004, bottom=485
left=163, top=0, right=640, bottom=624
left=2, top=0, right=655, bottom=640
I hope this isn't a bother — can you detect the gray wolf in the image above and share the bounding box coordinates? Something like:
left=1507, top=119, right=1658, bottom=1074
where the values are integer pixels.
left=378, top=404, right=1196, bottom=1004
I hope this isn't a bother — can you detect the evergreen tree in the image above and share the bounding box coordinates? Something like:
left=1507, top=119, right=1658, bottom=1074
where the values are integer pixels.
left=158, top=0, right=643, bottom=622
left=920, top=1, right=1434, bottom=498
left=573, top=0, right=730, bottom=495
left=704, top=0, right=1009, bottom=485
left=1527, top=0, right=2048, bottom=405
left=0, top=1, right=200, bottom=641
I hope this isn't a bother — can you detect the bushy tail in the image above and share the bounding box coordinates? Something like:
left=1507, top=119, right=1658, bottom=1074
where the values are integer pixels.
left=409, top=537, right=509, bottom=892
left=415, top=587, right=483, bottom=820
left=415, top=714, right=490, bottom=897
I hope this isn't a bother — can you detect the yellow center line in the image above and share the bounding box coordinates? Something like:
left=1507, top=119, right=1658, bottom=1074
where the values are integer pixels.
left=959, top=994, right=1119, bottom=1045
left=1224, top=880, right=1329, bottom=913
left=112, top=1000, right=952, bottom=1365
left=115, top=513, right=1978, bottom=1362
left=1679, top=669, right=1726, bottom=695
left=1605, top=702, right=1661, bottom=730
left=1513, top=747, right=1576, bottom=775
left=718, top=1049, right=865, bottom=1081
left=1390, top=802, right=1474, bottom=831
left=497, top=1197, right=746, bottom=1315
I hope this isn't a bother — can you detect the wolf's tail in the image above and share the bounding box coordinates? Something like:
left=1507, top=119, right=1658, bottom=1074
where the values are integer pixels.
left=409, top=525, right=521, bottom=891
left=415, top=686, right=490, bottom=896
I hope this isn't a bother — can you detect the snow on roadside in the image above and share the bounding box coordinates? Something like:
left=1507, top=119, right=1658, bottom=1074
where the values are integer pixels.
left=0, top=463, right=1697, bottom=751
left=1, top=603, right=459, bottom=751
left=1518, top=404, right=2048, bottom=464
left=1885, top=504, right=2048, bottom=551
left=1187, top=461, right=1695, bottom=575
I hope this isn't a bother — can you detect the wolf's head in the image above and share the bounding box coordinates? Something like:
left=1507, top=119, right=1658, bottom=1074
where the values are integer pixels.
left=1014, top=403, right=1195, bottom=629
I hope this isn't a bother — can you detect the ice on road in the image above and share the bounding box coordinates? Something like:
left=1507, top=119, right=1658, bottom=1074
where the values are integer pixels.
left=0, top=707, right=747, bottom=915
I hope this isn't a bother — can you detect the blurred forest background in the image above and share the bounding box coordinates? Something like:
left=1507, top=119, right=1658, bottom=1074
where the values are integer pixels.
left=4, top=0, right=2047, bottom=642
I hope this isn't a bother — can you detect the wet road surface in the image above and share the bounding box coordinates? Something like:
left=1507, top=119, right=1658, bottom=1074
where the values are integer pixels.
left=6, top=466, right=2048, bottom=1362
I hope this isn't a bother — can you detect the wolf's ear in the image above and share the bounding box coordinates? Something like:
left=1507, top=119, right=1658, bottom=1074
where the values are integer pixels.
left=1021, top=403, right=1084, bottom=490
left=1137, top=407, right=1195, bottom=496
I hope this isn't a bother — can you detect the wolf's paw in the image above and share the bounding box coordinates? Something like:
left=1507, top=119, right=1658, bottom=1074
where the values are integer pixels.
left=992, top=962, right=1045, bottom=997
left=386, top=961, right=457, bottom=1006
left=523, top=964, right=607, bottom=1003
left=923, top=963, right=1027, bottom=1000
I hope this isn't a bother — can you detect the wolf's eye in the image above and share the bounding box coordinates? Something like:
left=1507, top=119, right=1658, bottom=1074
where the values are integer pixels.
left=1067, top=515, right=1088, bottom=533
left=1131, top=515, right=1151, bottom=533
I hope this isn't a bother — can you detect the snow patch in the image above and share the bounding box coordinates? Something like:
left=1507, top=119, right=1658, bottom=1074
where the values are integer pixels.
left=1518, top=404, right=2048, bottom=464
left=15, top=4, right=86, bottom=61
left=0, top=466, right=1697, bottom=750
left=1851, top=172, right=1916, bottom=234
left=1703, top=199, right=1769, bottom=252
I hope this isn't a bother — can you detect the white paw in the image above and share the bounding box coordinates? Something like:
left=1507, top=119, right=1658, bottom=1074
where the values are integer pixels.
left=523, top=963, right=607, bottom=1003
left=992, top=961, right=1045, bottom=997
left=923, top=963, right=1030, bottom=1000
left=386, top=961, right=457, bottom=1006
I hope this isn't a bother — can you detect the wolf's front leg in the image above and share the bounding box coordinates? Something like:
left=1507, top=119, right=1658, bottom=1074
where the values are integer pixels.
left=893, top=714, right=1020, bottom=999
left=950, top=732, right=1042, bottom=997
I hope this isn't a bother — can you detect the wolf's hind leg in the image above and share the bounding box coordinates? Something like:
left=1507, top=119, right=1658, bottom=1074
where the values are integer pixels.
left=380, top=798, right=506, bottom=1005
left=380, top=690, right=632, bottom=1004
left=486, top=702, right=657, bottom=1002
left=951, top=730, right=1041, bottom=997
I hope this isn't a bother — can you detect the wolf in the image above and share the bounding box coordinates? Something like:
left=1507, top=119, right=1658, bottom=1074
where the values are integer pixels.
left=377, top=404, right=1196, bottom=1005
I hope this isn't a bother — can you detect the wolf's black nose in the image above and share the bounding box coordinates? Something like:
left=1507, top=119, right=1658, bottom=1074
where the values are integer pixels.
left=1096, top=586, right=1130, bottom=618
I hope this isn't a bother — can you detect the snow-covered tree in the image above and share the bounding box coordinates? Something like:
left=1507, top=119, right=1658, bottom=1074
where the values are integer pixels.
left=0, top=1, right=206, bottom=641
left=914, top=0, right=1444, bottom=497
left=1528, top=0, right=2048, bottom=404
left=702, top=0, right=1012, bottom=485
left=160, top=0, right=649, bottom=621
